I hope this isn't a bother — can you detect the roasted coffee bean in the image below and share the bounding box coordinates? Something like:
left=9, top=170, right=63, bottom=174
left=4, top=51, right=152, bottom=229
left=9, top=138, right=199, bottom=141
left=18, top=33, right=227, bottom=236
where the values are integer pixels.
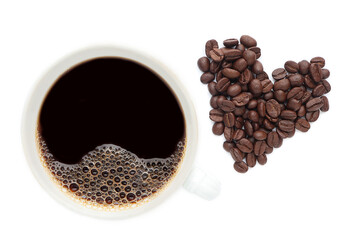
left=212, top=122, right=224, bottom=135
left=320, top=96, right=329, bottom=112
left=236, top=138, right=253, bottom=153
left=257, top=101, right=266, bottom=117
left=287, top=87, right=304, bottom=100
left=216, top=77, right=230, bottom=92
left=289, top=74, right=304, bottom=87
left=240, top=35, right=257, bottom=48
left=312, top=84, right=326, bottom=97
left=321, top=79, right=331, bottom=93
left=280, top=110, right=297, bottom=120
left=235, top=116, right=244, bottom=128
left=261, top=79, right=273, bottom=93
left=210, top=61, right=221, bottom=74
left=322, top=69, right=330, bottom=79
left=266, top=99, right=281, bottom=118
left=233, top=160, right=248, bottom=173
left=223, top=38, right=239, bottom=48
left=217, top=95, right=227, bottom=108
left=287, top=98, right=302, bottom=111
left=222, top=68, right=240, bottom=79
left=242, top=109, right=249, bottom=119
left=274, top=78, right=291, bottom=91
left=234, top=107, right=246, bottom=117
left=208, top=82, right=218, bottom=96
left=252, top=122, right=260, bottom=131
left=248, top=110, right=259, bottom=122
left=233, top=92, right=250, bottom=106
left=298, top=105, right=306, bottom=117
left=272, top=68, right=287, bottom=80
left=298, top=60, right=310, bottom=75
left=242, top=50, right=256, bottom=65
left=244, top=121, right=254, bottom=136
left=246, top=153, right=256, bottom=167
left=256, top=72, right=268, bottom=81
left=236, top=43, right=245, bottom=51
left=304, top=75, right=317, bottom=89
left=267, top=131, right=282, bottom=148
left=263, top=119, right=275, bottom=130
left=301, top=91, right=312, bottom=104
left=309, top=63, right=322, bottom=82
left=216, top=70, right=223, bottom=81
left=221, top=61, right=233, bottom=69
left=210, top=48, right=224, bottom=62
left=295, top=118, right=310, bottom=132
left=224, top=49, right=243, bottom=61
left=240, top=69, right=253, bottom=85
left=210, top=96, right=219, bottom=109
left=306, top=98, right=324, bottom=112
left=248, top=79, right=262, bottom=97
left=227, top=84, right=242, bottom=97
left=223, top=141, right=235, bottom=152
left=264, top=91, right=274, bottom=100
left=274, top=90, right=287, bottom=103
left=197, top=57, right=210, bottom=72
left=247, top=99, right=258, bottom=109
left=252, top=60, right=264, bottom=74
left=220, top=100, right=235, bottom=112
left=205, top=39, right=218, bottom=58
left=257, top=154, right=267, bottom=165
left=278, top=120, right=295, bottom=132
left=310, top=56, right=325, bottom=68
left=232, top=58, right=247, bottom=72
left=254, top=141, right=267, bottom=156
left=209, top=109, right=224, bottom=122
left=232, top=129, right=245, bottom=141
left=253, top=130, right=267, bottom=140
left=230, top=148, right=243, bottom=162
left=200, top=72, right=215, bottom=84
left=224, top=127, right=234, bottom=141
left=276, top=128, right=288, bottom=139
left=284, top=60, right=299, bottom=73
left=224, top=112, right=235, bottom=127
left=265, top=145, right=273, bottom=154
left=306, top=110, right=320, bottom=122
left=249, top=47, right=261, bottom=59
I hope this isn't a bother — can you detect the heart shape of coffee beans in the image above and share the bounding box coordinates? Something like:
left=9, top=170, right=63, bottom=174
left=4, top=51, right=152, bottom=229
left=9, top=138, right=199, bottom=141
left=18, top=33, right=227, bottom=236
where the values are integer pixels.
left=197, top=35, right=331, bottom=173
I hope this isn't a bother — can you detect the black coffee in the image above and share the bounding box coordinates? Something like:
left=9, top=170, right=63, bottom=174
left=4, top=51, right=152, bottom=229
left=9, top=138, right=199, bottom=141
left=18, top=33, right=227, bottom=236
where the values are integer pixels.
left=37, top=57, right=186, bottom=208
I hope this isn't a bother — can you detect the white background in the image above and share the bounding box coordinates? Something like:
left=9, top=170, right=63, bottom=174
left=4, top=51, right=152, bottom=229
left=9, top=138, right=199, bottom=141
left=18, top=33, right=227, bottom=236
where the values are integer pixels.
left=1, top=0, right=355, bottom=239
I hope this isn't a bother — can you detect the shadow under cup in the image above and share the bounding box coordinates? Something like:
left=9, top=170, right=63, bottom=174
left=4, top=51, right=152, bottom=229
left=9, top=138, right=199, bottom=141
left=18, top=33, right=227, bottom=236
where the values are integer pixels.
left=22, top=47, right=198, bottom=218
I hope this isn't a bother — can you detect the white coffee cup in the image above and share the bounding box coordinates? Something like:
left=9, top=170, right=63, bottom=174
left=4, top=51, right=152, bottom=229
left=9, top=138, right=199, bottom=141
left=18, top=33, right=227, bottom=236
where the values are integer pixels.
left=21, top=46, right=220, bottom=219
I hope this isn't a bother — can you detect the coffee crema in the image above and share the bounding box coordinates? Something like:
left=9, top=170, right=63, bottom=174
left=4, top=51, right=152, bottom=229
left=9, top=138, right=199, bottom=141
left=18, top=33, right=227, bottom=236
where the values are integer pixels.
left=37, top=57, right=186, bottom=210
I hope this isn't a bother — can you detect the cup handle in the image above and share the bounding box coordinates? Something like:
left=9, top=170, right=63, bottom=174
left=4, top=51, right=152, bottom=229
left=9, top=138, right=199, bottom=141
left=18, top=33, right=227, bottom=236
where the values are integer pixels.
left=183, top=166, right=221, bottom=200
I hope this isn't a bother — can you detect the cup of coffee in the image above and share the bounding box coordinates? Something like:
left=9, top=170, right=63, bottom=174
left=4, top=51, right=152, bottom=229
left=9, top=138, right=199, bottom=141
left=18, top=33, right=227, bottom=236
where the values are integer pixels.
left=22, top=46, right=220, bottom=218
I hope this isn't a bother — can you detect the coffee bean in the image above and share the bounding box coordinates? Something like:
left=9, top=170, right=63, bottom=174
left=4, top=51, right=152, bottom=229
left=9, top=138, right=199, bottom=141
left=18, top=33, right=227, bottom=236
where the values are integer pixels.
left=212, top=122, right=224, bottom=135
left=274, top=90, right=287, bottom=103
left=216, top=70, right=223, bottom=81
left=216, top=77, right=230, bottom=92
left=298, top=60, right=310, bottom=75
left=286, top=98, right=302, bottom=111
left=249, top=79, right=262, bottom=97
left=242, top=109, right=249, bottom=119
left=243, top=50, right=256, bottom=65
left=224, top=112, right=235, bottom=127
left=232, top=129, right=245, bottom=141
left=276, top=128, right=288, bottom=139
left=257, top=154, right=267, bottom=165
left=236, top=43, right=245, bottom=52
left=248, top=110, right=259, bottom=122
left=234, top=107, right=246, bottom=117
left=236, top=138, right=253, bottom=153
left=208, top=82, right=218, bottom=96
left=223, top=38, right=239, bottom=48
left=322, top=69, right=330, bottom=79
left=257, top=101, right=266, bottom=117
left=288, top=74, right=304, bottom=87
left=265, top=145, right=273, bottom=154
left=210, top=96, right=219, bottom=109
left=209, top=109, right=224, bottom=122
left=272, top=68, right=287, bottom=80
left=210, top=48, right=224, bottom=62
left=223, top=49, right=243, bottom=61
left=266, top=99, right=281, bottom=118
left=306, top=98, right=324, bottom=112
left=301, top=91, right=312, bottom=104
left=244, top=121, right=254, bottom=136
left=267, top=131, right=282, bottom=148
left=220, top=100, right=235, bottom=112
left=221, top=61, right=233, bottom=69
left=217, top=95, right=227, bottom=108
left=233, top=160, right=248, bottom=173
left=298, top=105, right=306, bottom=117
left=252, top=122, right=260, bottom=131
left=304, top=75, right=317, bottom=89
left=240, top=35, right=257, bottom=48
left=247, top=99, right=258, bottom=109
left=224, top=127, right=234, bottom=141
left=274, top=78, right=291, bottom=91
left=284, top=60, right=299, bottom=73
left=252, top=60, right=264, bottom=74
left=233, top=92, right=250, bottom=106
left=223, top=141, right=235, bottom=152
left=312, top=84, right=326, bottom=97
left=264, top=91, right=274, bottom=100
left=320, top=96, right=329, bottom=112
left=239, top=69, right=253, bottom=85
left=205, top=39, right=218, bottom=58
left=280, top=110, right=297, bottom=120
left=306, top=110, right=320, bottom=122
left=295, top=118, right=310, bottom=132
left=210, top=61, right=221, bottom=74
left=253, top=130, right=267, bottom=140
left=197, top=57, right=210, bottom=72
left=321, top=79, right=331, bottom=93
left=287, top=87, right=304, bottom=100
left=310, top=56, right=325, bottom=68
left=200, top=72, right=215, bottom=84
left=222, top=68, right=240, bottom=79
left=309, top=63, right=322, bottom=82
left=278, top=120, right=295, bottom=132
left=261, top=79, right=273, bottom=93
left=230, top=148, right=244, bottom=162
left=249, top=47, right=261, bottom=59
left=235, top=116, right=244, bottom=128
left=254, top=140, right=267, bottom=156
left=246, top=153, right=256, bottom=167
left=232, top=58, right=247, bottom=72
left=263, top=118, right=275, bottom=130
left=227, top=84, right=242, bottom=97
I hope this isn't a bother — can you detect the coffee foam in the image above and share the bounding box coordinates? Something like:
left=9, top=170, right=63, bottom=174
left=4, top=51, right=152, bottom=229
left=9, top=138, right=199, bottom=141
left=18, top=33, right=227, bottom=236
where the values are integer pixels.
left=36, top=132, right=186, bottom=211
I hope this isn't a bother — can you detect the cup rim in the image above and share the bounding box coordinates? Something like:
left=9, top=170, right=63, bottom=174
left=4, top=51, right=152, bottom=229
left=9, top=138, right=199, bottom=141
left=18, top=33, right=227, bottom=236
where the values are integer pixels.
left=21, top=45, right=198, bottom=219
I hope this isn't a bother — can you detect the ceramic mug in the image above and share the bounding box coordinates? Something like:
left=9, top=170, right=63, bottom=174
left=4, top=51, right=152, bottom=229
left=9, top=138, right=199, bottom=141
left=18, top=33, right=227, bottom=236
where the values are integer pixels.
left=21, top=46, right=220, bottom=219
